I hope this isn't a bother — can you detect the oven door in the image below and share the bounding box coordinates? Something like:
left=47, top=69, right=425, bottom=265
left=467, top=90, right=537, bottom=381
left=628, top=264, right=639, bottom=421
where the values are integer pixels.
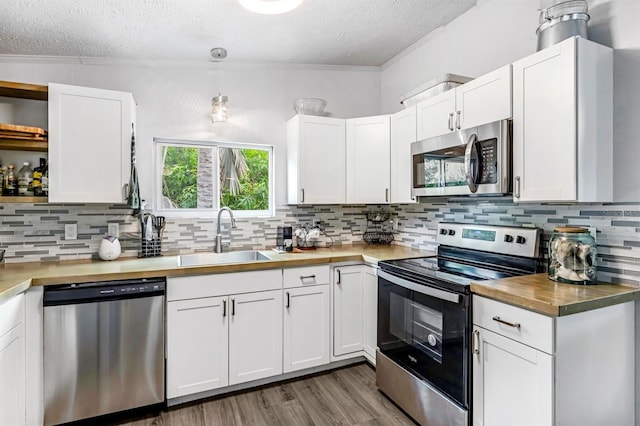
left=377, top=270, right=469, bottom=409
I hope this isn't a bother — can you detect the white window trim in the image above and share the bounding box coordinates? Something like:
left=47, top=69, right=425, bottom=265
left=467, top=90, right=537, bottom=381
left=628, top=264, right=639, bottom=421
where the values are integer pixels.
left=153, top=137, right=275, bottom=218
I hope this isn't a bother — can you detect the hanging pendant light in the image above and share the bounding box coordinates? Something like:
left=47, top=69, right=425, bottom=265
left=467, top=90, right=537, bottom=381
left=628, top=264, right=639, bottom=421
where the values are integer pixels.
left=210, top=47, right=228, bottom=124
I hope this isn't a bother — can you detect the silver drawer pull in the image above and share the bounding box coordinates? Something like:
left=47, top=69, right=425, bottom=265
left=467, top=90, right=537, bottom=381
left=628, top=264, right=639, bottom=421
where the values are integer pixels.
left=299, top=274, right=316, bottom=280
left=492, top=316, right=521, bottom=329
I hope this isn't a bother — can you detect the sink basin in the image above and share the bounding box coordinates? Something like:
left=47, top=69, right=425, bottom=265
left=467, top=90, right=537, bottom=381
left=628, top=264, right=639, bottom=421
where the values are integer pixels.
left=177, top=250, right=272, bottom=267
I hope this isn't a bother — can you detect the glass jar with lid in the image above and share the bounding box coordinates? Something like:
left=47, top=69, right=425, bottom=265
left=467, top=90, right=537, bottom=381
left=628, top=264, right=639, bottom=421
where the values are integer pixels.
left=548, top=227, right=597, bottom=284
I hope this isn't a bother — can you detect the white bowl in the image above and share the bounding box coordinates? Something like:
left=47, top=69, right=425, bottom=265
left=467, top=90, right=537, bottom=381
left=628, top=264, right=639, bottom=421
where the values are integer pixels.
left=294, top=98, right=327, bottom=115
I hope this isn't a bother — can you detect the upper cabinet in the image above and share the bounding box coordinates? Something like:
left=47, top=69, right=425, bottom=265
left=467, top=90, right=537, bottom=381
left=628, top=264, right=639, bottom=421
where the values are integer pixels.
left=417, top=65, right=512, bottom=141
left=287, top=115, right=346, bottom=204
left=390, top=106, right=417, bottom=204
left=512, top=37, right=612, bottom=202
left=48, top=83, right=135, bottom=203
left=346, top=115, right=390, bottom=204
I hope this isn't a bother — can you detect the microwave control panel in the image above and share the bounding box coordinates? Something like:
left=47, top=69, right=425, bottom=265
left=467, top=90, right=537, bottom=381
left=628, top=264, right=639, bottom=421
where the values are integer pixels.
left=478, top=139, right=497, bottom=184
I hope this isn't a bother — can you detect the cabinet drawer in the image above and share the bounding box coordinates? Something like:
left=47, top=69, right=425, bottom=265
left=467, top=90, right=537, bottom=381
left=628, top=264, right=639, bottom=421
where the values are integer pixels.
left=168, top=269, right=282, bottom=301
left=283, top=265, right=330, bottom=288
left=473, top=295, right=554, bottom=354
left=0, top=293, right=24, bottom=338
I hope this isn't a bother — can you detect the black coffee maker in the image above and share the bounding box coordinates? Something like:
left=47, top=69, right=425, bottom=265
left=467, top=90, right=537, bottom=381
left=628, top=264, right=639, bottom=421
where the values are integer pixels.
left=276, top=226, right=293, bottom=252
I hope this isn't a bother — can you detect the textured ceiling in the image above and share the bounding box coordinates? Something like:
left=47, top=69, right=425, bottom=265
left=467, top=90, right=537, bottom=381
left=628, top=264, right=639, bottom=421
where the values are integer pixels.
left=0, top=0, right=476, bottom=66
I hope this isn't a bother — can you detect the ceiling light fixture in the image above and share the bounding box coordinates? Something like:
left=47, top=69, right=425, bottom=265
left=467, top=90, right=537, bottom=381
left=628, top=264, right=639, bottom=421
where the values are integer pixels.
left=238, top=0, right=303, bottom=15
left=210, top=47, right=229, bottom=124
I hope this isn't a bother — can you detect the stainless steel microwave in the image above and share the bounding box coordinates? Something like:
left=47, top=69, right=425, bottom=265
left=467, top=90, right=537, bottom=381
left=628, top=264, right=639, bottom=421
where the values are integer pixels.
left=411, top=120, right=512, bottom=197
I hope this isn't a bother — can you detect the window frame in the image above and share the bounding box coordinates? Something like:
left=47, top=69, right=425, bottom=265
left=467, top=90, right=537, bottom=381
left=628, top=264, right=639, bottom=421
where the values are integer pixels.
left=153, top=137, right=275, bottom=218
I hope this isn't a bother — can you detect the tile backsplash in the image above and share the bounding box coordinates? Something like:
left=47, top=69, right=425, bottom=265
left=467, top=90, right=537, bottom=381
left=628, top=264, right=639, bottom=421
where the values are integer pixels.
left=2, top=199, right=640, bottom=285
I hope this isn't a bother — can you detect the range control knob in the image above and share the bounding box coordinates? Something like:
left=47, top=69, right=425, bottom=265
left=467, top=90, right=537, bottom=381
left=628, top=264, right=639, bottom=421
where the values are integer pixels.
left=439, top=228, right=448, bottom=235
left=427, top=334, right=438, bottom=347
left=448, top=229, right=456, bottom=236
left=516, top=235, right=526, bottom=244
left=504, top=234, right=514, bottom=243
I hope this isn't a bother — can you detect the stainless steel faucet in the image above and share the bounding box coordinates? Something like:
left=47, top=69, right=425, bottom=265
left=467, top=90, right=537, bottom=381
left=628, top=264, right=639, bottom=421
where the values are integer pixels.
left=215, top=207, right=237, bottom=253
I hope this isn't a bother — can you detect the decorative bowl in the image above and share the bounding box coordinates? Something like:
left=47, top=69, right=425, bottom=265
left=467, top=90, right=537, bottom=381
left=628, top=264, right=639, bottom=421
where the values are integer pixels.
left=293, top=98, right=327, bottom=115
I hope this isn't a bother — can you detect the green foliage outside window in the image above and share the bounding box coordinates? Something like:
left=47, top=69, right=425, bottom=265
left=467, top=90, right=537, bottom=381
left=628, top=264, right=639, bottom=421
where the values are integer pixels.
left=221, top=149, right=269, bottom=210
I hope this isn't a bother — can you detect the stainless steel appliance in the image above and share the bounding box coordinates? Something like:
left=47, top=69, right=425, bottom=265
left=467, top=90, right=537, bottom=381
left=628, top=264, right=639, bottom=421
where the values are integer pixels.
left=43, top=277, right=165, bottom=425
left=376, top=223, right=541, bottom=426
left=411, top=120, right=512, bottom=197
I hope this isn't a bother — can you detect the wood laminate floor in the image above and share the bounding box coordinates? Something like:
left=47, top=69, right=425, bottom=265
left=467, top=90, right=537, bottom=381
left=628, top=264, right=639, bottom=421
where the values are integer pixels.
left=114, top=363, right=415, bottom=426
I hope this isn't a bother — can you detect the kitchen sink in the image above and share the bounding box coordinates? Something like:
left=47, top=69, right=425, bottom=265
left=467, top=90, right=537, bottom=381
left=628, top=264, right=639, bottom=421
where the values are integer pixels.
left=177, top=250, right=272, bottom=267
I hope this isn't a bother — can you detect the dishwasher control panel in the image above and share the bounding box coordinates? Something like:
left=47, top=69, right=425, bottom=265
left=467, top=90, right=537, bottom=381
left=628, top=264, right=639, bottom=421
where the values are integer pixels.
left=44, top=277, right=166, bottom=306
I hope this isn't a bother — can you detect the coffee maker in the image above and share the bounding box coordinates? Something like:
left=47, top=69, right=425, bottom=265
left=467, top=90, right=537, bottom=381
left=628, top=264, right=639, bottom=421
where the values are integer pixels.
left=275, top=226, right=293, bottom=252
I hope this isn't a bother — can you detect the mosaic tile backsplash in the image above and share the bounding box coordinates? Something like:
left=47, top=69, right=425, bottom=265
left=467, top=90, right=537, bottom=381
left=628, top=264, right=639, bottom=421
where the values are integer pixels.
left=2, top=199, right=640, bottom=285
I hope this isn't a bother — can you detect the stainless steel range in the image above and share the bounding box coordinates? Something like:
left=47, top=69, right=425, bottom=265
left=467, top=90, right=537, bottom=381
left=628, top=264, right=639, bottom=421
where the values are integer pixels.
left=376, top=222, right=541, bottom=426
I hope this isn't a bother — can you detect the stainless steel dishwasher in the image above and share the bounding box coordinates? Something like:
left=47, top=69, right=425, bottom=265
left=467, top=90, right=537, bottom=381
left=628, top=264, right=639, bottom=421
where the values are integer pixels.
left=43, top=277, right=165, bottom=425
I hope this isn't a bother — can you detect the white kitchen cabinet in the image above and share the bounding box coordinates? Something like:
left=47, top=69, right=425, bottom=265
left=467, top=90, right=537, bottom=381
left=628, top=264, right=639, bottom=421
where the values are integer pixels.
left=167, top=297, right=229, bottom=398
left=48, top=83, right=135, bottom=203
left=287, top=114, right=346, bottom=204
left=283, top=284, right=330, bottom=373
left=362, top=265, right=378, bottom=364
left=390, top=106, right=417, bottom=204
left=417, top=65, right=512, bottom=140
left=333, top=265, right=365, bottom=356
left=512, top=37, right=612, bottom=202
left=229, top=289, right=283, bottom=385
left=473, top=295, right=634, bottom=426
left=0, top=293, right=26, bottom=426
left=346, top=115, right=390, bottom=204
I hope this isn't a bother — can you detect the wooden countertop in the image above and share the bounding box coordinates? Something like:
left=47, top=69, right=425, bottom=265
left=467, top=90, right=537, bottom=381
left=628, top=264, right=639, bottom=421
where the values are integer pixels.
left=0, top=244, right=434, bottom=303
left=471, top=273, right=640, bottom=316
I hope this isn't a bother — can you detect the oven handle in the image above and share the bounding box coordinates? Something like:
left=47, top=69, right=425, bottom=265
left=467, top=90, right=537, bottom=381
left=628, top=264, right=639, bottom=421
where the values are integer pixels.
left=378, top=270, right=460, bottom=304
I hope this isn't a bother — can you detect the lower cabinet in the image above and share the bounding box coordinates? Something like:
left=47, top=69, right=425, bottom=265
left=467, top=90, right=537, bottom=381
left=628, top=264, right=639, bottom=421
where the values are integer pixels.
left=363, top=266, right=378, bottom=363
left=0, top=294, right=26, bottom=426
left=283, top=285, right=330, bottom=373
left=472, top=295, right=634, bottom=426
left=333, top=265, right=365, bottom=356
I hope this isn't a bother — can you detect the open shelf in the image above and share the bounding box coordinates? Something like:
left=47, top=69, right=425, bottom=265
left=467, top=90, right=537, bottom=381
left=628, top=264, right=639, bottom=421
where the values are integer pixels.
left=0, top=80, right=48, bottom=101
left=0, top=196, right=48, bottom=203
left=0, top=138, right=48, bottom=152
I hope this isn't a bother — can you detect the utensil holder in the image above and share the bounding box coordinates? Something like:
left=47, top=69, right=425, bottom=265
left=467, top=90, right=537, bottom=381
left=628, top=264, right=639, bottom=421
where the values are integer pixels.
left=139, top=237, right=162, bottom=258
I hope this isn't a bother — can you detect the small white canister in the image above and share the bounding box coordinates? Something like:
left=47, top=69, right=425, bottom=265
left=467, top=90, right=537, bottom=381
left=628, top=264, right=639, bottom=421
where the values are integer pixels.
left=99, top=235, right=121, bottom=261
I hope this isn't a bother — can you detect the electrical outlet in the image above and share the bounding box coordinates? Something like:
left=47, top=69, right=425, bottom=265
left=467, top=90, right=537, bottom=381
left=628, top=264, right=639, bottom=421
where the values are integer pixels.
left=65, top=223, right=78, bottom=240
left=389, top=218, right=398, bottom=231
left=108, top=223, right=120, bottom=238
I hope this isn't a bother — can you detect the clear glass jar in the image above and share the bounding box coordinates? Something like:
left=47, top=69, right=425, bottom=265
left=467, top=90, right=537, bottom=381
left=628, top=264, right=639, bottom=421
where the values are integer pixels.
left=548, top=227, right=597, bottom=284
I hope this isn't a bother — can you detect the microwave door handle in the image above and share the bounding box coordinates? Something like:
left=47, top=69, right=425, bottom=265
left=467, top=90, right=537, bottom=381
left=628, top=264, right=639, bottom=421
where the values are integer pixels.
left=464, top=133, right=479, bottom=193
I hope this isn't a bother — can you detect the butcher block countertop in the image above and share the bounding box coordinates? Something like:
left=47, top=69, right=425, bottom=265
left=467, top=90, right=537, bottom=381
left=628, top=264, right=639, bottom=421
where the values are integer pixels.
left=0, top=244, right=434, bottom=303
left=471, top=273, right=640, bottom=316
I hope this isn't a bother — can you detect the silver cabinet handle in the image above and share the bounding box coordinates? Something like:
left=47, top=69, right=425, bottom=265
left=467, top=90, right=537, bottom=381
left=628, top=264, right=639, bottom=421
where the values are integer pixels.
left=472, top=329, right=480, bottom=355
left=514, top=176, right=521, bottom=199
left=385, top=188, right=389, bottom=202
left=448, top=112, right=454, bottom=131
left=123, top=183, right=129, bottom=200
left=299, top=274, right=316, bottom=280
left=337, top=269, right=341, bottom=284
left=223, top=299, right=227, bottom=317
left=492, top=316, right=521, bottom=329
left=456, top=111, right=461, bottom=129
left=231, top=298, right=236, bottom=316
left=301, top=188, right=305, bottom=203
left=286, top=291, right=290, bottom=309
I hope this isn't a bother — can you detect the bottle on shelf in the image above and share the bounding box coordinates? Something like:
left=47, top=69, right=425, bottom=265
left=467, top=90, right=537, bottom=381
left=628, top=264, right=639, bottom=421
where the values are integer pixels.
left=6, top=165, right=18, bottom=196
left=0, top=164, right=4, bottom=196
left=42, top=160, right=48, bottom=196
left=18, top=162, right=34, bottom=196
left=33, top=158, right=43, bottom=196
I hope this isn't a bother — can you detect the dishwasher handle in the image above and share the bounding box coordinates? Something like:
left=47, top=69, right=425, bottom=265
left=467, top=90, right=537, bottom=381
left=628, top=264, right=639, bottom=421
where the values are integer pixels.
left=44, top=277, right=166, bottom=306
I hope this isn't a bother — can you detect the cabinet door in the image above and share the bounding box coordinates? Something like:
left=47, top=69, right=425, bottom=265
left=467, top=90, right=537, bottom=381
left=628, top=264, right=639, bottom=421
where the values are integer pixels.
left=390, top=106, right=417, bottom=204
left=48, top=83, right=135, bottom=203
left=363, top=266, right=378, bottom=362
left=229, top=289, right=283, bottom=385
left=283, top=285, right=330, bottom=373
left=416, top=90, right=456, bottom=140
left=166, top=297, right=229, bottom=398
left=289, top=115, right=346, bottom=204
left=456, top=65, right=512, bottom=129
left=333, top=265, right=364, bottom=356
left=0, top=324, right=26, bottom=426
left=346, top=115, right=391, bottom=204
left=472, top=327, right=553, bottom=426
left=512, top=39, right=577, bottom=202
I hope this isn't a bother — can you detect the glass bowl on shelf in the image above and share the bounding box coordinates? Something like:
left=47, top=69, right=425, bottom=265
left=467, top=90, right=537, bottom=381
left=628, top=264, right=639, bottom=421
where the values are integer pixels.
left=293, top=98, right=327, bottom=115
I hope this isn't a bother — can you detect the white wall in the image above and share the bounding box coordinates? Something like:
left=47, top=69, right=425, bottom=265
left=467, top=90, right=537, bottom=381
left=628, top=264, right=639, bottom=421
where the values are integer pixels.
left=381, top=0, right=640, bottom=202
left=0, top=60, right=380, bottom=206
